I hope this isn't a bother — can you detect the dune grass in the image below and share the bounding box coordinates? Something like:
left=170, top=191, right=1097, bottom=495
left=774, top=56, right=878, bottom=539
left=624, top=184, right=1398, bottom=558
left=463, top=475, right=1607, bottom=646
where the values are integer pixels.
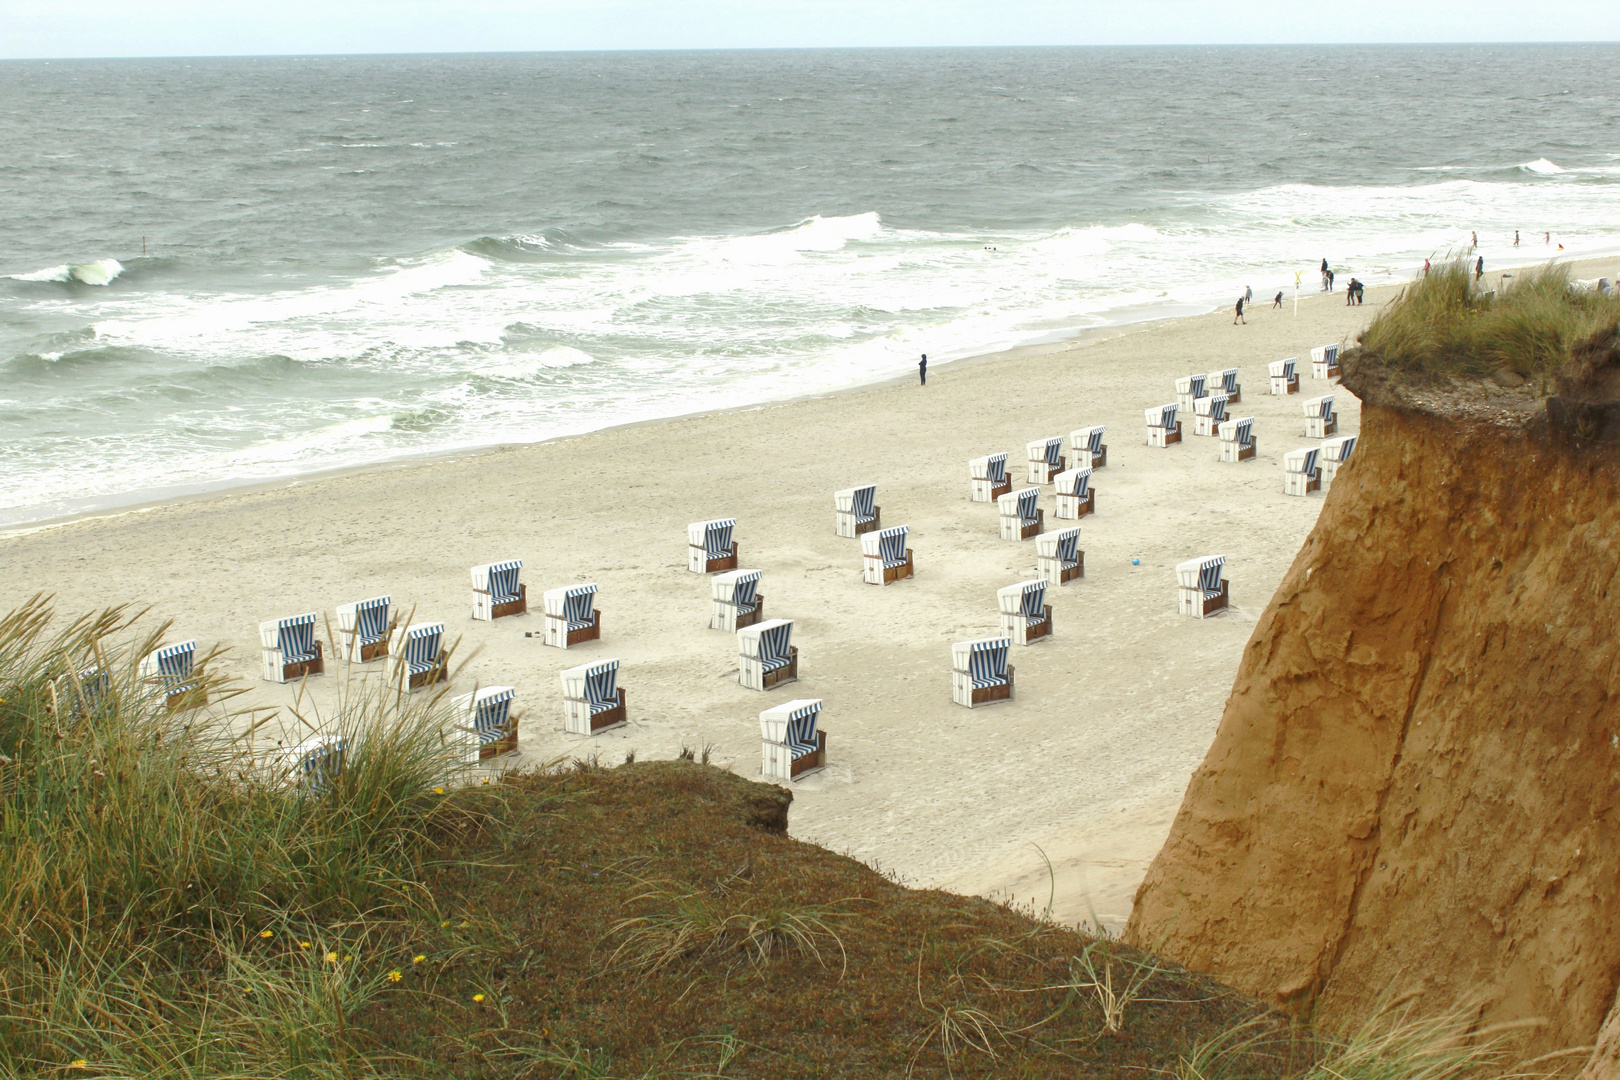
left=1351, top=260, right=1620, bottom=383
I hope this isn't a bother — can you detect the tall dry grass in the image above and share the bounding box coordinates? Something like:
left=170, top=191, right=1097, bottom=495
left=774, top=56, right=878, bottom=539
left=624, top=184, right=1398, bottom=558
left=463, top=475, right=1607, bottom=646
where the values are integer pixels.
left=1352, top=260, right=1620, bottom=382
left=0, top=595, right=493, bottom=1077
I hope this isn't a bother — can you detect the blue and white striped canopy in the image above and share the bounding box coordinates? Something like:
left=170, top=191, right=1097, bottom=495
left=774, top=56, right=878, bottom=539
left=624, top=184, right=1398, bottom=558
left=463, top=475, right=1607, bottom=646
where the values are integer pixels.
left=689, top=518, right=735, bottom=557
left=1284, top=447, right=1321, bottom=475
left=1175, top=374, right=1207, bottom=397
left=730, top=570, right=763, bottom=610
left=839, top=485, right=876, bottom=518
left=1018, top=580, right=1047, bottom=620
left=1051, top=527, right=1080, bottom=564
left=784, top=702, right=820, bottom=759
left=1195, top=394, right=1228, bottom=421
left=354, top=596, right=390, bottom=646
left=1324, top=435, right=1357, bottom=463
left=1072, top=426, right=1105, bottom=454
left=403, top=623, right=444, bottom=676
left=1323, top=343, right=1339, bottom=363
left=869, top=525, right=909, bottom=568
left=1207, top=368, right=1239, bottom=394
left=276, top=613, right=320, bottom=664
left=1013, top=488, right=1038, bottom=523
left=1176, top=555, right=1226, bottom=593
left=1221, top=417, right=1254, bottom=445
left=1269, top=358, right=1297, bottom=378
left=472, top=687, right=515, bottom=742
left=583, top=659, right=620, bottom=712
left=154, top=640, right=195, bottom=680
left=298, top=736, right=345, bottom=794
left=1030, top=437, right=1064, bottom=466
left=483, top=560, right=523, bottom=603
left=1305, top=395, right=1335, bottom=419
left=561, top=583, right=597, bottom=626
left=1145, top=404, right=1178, bottom=429
left=1058, top=468, right=1093, bottom=498
left=971, top=453, right=1008, bottom=482
left=756, top=621, right=794, bottom=672
left=955, top=638, right=1010, bottom=687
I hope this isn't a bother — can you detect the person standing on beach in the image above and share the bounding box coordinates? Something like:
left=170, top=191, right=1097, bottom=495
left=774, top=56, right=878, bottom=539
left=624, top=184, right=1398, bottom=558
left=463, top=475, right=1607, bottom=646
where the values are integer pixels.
left=1321, top=259, right=1329, bottom=291
left=1475, top=255, right=1484, bottom=283
left=1233, top=295, right=1246, bottom=324
left=1346, top=278, right=1357, bottom=306
left=1424, top=258, right=1431, bottom=276
left=1471, top=231, right=1478, bottom=249
left=1326, top=268, right=1335, bottom=292
left=1515, top=230, right=1520, bottom=247
left=919, top=353, right=927, bottom=385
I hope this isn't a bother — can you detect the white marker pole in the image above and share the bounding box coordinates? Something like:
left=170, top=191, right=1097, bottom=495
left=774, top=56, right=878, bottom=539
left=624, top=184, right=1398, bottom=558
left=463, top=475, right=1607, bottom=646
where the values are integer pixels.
left=1293, top=270, right=1302, bottom=317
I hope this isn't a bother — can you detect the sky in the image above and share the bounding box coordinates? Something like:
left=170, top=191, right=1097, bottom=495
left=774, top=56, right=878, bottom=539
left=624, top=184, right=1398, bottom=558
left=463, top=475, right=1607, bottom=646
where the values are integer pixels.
left=4, top=0, right=1618, bottom=59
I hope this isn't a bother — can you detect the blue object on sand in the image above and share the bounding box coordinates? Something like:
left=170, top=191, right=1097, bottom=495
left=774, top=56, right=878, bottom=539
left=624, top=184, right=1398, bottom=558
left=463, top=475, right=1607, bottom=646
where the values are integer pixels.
left=1131, top=558, right=1140, bottom=565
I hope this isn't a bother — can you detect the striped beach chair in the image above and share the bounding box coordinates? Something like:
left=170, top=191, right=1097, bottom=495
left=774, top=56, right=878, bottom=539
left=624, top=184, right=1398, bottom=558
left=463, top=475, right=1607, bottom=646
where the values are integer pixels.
left=394, top=622, right=447, bottom=691
left=1176, top=555, right=1229, bottom=618
left=542, top=583, right=601, bottom=649
left=472, top=559, right=526, bottom=621
left=1303, top=395, right=1338, bottom=438
left=450, top=685, right=518, bottom=761
left=1070, top=426, right=1107, bottom=469
left=335, top=595, right=391, bottom=662
left=998, top=580, right=1053, bottom=646
left=1035, top=526, right=1083, bottom=586
left=561, top=658, right=626, bottom=735
left=1269, top=358, right=1299, bottom=395
left=53, top=664, right=110, bottom=718
left=1283, top=447, right=1322, bottom=496
left=861, top=525, right=914, bottom=585
left=1053, top=467, right=1095, bottom=520
left=834, top=485, right=881, bottom=538
left=1026, top=437, right=1067, bottom=485
left=1218, top=417, right=1257, bottom=462
left=951, top=637, right=1014, bottom=708
left=969, top=452, right=1012, bottom=503
left=1192, top=393, right=1229, bottom=437
left=284, top=734, right=345, bottom=794
left=1145, top=404, right=1182, bottom=447
left=709, top=569, right=765, bottom=631
left=1175, top=373, right=1208, bottom=414
left=760, top=699, right=827, bottom=781
left=998, top=488, right=1042, bottom=541
left=1207, top=367, right=1242, bottom=404
left=1321, top=434, right=1358, bottom=487
left=738, top=618, right=798, bottom=691
left=688, top=518, right=739, bottom=574
left=1311, top=343, right=1341, bottom=379
left=140, top=640, right=204, bottom=710
left=259, top=612, right=325, bottom=683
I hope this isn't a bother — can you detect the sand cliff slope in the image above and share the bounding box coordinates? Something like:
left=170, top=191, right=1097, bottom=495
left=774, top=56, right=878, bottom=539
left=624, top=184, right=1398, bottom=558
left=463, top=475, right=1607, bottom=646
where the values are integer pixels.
left=1125, top=349, right=1620, bottom=1064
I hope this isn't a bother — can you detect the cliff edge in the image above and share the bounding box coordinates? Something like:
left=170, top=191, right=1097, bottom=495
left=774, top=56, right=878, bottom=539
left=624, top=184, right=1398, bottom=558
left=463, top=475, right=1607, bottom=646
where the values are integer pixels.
left=1126, top=310, right=1620, bottom=1069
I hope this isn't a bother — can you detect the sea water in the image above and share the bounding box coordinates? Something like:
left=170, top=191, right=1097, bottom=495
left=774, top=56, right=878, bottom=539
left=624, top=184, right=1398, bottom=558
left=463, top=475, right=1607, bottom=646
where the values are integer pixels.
left=3, top=45, right=1618, bottom=526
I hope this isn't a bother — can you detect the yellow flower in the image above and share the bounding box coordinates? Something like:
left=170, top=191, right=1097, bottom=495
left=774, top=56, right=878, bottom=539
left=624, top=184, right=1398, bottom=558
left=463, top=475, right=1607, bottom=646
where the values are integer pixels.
left=69, top=1061, right=88, bottom=1069
left=412, top=954, right=426, bottom=964
left=472, top=993, right=485, bottom=1003
left=325, top=952, right=338, bottom=963
left=299, top=941, right=311, bottom=950
left=439, top=920, right=450, bottom=928
left=387, top=970, right=402, bottom=982
left=343, top=954, right=352, bottom=961
left=258, top=930, right=274, bottom=939
left=433, top=787, right=446, bottom=795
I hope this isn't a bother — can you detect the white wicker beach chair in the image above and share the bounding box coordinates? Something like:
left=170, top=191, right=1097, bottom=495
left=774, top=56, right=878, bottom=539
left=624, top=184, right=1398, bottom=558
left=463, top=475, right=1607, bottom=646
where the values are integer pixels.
left=834, top=485, right=880, bottom=538
left=1175, top=373, right=1208, bottom=413
left=1283, top=446, right=1322, bottom=496
left=687, top=518, right=739, bottom=574
left=1192, top=393, right=1230, bottom=436
left=1176, top=555, right=1229, bottom=618
left=997, top=488, right=1043, bottom=541
left=738, top=619, right=798, bottom=691
left=1303, top=394, right=1338, bottom=438
left=1035, top=527, right=1083, bottom=586
left=709, top=569, right=765, bottom=631
left=969, top=452, right=1012, bottom=503
left=1070, top=426, right=1107, bottom=469
left=561, top=658, right=626, bottom=735
left=1269, top=358, right=1299, bottom=395
left=998, top=579, right=1053, bottom=646
left=1311, top=343, right=1341, bottom=379
left=140, top=640, right=204, bottom=710
left=861, top=525, right=914, bottom=585
left=393, top=621, right=447, bottom=691
left=1207, top=367, right=1242, bottom=403
left=951, top=637, right=1014, bottom=708
left=282, top=734, right=345, bottom=794
left=542, top=583, right=600, bottom=648
left=258, top=612, right=325, bottom=683
left=471, top=560, right=526, bottom=621
left=449, top=685, right=518, bottom=762
left=335, top=595, right=391, bottom=662
left=1321, top=435, right=1358, bottom=487
left=1026, top=437, right=1067, bottom=485
left=1052, top=467, right=1095, bottom=519
left=1218, top=417, right=1257, bottom=462
left=760, top=699, right=826, bottom=781
left=1145, top=404, right=1182, bottom=447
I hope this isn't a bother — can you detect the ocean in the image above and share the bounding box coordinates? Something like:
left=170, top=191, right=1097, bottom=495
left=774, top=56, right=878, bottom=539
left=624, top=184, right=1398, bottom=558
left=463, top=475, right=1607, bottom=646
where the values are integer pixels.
left=3, top=44, right=1617, bottom=527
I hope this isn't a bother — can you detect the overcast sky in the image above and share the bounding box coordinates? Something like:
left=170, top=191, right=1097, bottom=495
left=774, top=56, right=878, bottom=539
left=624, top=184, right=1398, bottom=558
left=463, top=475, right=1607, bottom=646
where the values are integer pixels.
left=6, top=0, right=1618, bottom=60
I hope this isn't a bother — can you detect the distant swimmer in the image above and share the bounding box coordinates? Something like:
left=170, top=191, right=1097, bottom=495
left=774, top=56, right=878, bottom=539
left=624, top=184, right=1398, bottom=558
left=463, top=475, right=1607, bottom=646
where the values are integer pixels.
left=919, top=353, right=927, bottom=385
left=1233, top=295, right=1246, bottom=324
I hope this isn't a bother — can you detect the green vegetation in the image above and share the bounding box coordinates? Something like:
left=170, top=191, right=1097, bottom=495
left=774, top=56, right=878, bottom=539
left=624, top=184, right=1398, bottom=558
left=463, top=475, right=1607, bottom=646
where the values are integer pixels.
left=1351, top=260, right=1620, bottom=383
left=0, top=597, right=1542, bottom=1077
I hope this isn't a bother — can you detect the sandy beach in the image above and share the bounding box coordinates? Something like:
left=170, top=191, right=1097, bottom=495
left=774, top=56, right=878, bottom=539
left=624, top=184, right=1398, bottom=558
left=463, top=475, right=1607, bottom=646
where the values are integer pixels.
left=6, top=257, right=1614, bottom=930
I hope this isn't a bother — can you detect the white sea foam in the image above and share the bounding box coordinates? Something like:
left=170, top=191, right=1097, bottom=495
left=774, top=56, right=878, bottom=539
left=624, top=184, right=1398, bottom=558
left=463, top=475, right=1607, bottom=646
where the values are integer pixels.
left=8, top=258, right=125, bottom=285
left=1519, top=158, right=1566, bottom=175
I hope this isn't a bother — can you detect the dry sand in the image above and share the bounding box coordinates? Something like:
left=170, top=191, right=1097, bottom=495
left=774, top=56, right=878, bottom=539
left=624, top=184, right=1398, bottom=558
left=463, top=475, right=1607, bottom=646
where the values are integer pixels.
left=6, top=258, right=1612, bottom=930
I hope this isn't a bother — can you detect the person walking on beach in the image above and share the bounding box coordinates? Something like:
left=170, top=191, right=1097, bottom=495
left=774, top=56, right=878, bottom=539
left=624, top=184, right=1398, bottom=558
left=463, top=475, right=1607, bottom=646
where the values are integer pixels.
left=1326, top=268, right=1335, bottom=292
left=1233, top=295, right=1246, bottom=324
left=1471, top=231, right=1478, bottom=249
left=1346, top=278, right=1357, bottom=306
left=918, top=353, right=927, bottom=385
left=1244, top=285, right=1253, bottom=305
left=1273, top=290, right=1283, bottom=309
left=1515, top=230, right=1520, bottom=247
left=1321, top=259, right=1329, bottom=291
left=1475, top=255, right=1484, bottom=283
left=1423, top=258, right=1431, bottom=276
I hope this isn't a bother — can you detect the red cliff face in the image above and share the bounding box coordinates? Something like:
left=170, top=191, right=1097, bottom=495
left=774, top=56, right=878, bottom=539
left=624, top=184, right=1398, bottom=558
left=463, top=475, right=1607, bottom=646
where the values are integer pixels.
left=1125, top=372, right=1620, bottom=1065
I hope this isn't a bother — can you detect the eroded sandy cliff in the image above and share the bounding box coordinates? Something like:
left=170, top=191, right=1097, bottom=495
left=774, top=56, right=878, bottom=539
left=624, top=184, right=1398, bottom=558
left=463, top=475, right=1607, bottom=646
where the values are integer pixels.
left=1126, top=350, right=1620, bottom=1065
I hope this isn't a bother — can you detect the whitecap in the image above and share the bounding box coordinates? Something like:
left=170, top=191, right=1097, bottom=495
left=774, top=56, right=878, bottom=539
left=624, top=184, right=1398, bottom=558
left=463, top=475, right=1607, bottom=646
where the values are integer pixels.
left=1518, top=158, right=1565, bottom=175
left=8, top=258, right=125, bottom=285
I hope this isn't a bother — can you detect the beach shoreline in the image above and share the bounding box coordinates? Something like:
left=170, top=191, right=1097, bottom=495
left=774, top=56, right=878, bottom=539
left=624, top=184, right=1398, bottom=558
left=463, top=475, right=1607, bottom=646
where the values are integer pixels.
left=5, top=254, right=1615, bottom=931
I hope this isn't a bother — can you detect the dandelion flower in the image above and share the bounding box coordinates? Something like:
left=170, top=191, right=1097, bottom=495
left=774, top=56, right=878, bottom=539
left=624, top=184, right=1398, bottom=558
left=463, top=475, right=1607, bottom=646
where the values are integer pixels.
left=433, top=786, right=446, bottom=795
left=325, top=952, right=339, bottom=963
left=412, top=954, right=426, bottom=964
left=472, top=993, right=485, bottom=1003
left=69, top=1061, right=88, bottom=1069
left=259, top=930, right=274, bottom=939
left=439, top=920, right=450, bottom=928
left=387, top=970, right=402, bottom=983
left=299, top=941, right=311, bottom=949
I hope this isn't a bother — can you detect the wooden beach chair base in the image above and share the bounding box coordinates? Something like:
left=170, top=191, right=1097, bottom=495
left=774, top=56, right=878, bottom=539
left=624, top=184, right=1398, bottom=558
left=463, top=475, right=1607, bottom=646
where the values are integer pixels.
left=1225, top=388, right=1242, bottom=404
left=1028, top=456, right=1065, bottom=485
left=762, top=650, right=800, bottom=691
left=270, top=641, right=326, bottom=683
left=163, top=686, right=208, bottom=712
left=836, top=509, right=882, bottom=538
left=1020, top=509, right=1045, bottom=540
left=591, top=692, right=627, bottom=732
left=973, top=669, right=1015, bottom=707
left=1055, top=492, right=1094, bottom=520
left=867, top=552, right=914, bottom=585
left=1306, top=415, right=1339, bottom=438
left=971, top=476, right=1014, bottom=503
left=492, top=586, right=527, bottom=620
left=1085, top=445, right=1108, bottom=468
left=691, top=542, right=740, bottom=574
left=1220, top=440, right=1258, bottom=463
left=790, top=731, right=827, bottom=778
left=1007, top=608, right=1053, bottom=645
left=1284, top=469, right=1323, bottom=496
left=355, top=639, right=388, bottom=663
left=1271, top=376, right=1300, bottom=395
left=736, top=599, right=764, bottom=630
left=545, top=610, right=602, bottom=648
left=479, top=721, right=519, bottom=760
left=407, top=665, right=448, bottom=691
left=1147, top=423, right=1183, bottom=447
left=1313, top=362, right=1341, bottom=379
